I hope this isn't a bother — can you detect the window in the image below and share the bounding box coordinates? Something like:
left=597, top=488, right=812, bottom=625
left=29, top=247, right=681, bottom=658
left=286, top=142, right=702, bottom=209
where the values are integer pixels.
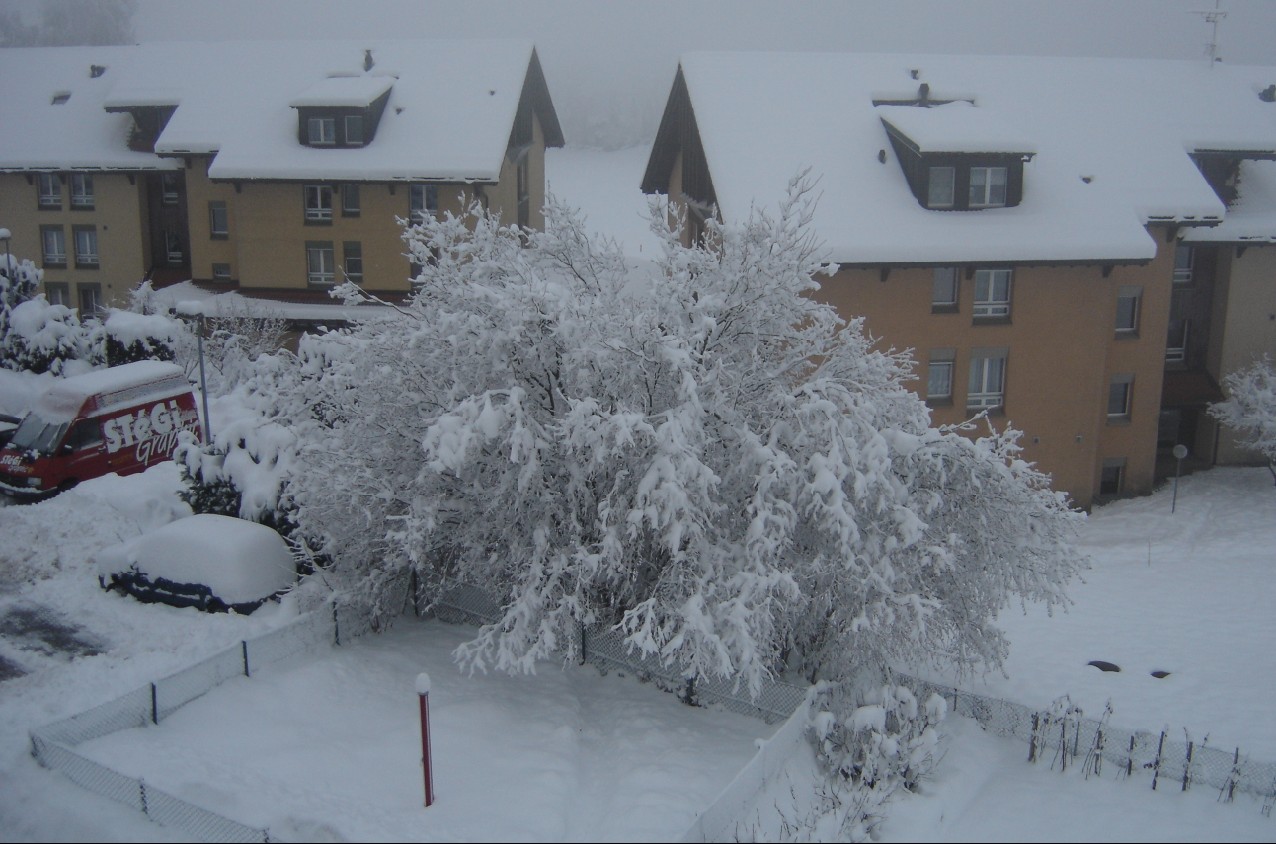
left=932, top=267, right=958, bottom=312
left=44, top=282, right=69, bottom=306
left=66, top=419, right=103, bottom=451
left=410, top=184, right=438, bottom=223
left=927, top=166, right=955, bottom=208
left=41, top=226, right=67, bottom=266
left=209, top=201, right=229, bottom=238
left=1099, top=459, right=1125, bottom=497
left=1107, top=374, right=1133, bottom=421
left=77, top=283, right=101, bottom=317
left=344, top=115, right=364, bottom=146
left=1166, top=318, right=1190, bottom=363
left=70, top=173, right=94, bottom=209
left=1115, top=285, right=1141, bottom=335
left=343, top=241, right=363, bottom=284
left=341, top=184, right=360, bottom=217
left=212, top=263, right=232, bottom=281
left=73, top=226, right=98, bottom=268
left=967, top=351, right=1006, bottom=412
left=161, top=173, right=180, bottom=205
left=1173, top=245, right=1194, bottom=284
left=307, top=117, right=336, bottom=145
left=306, top=241, right=335, bottom=286
left=972, top=268, right=1012, bottom=319
left=926, top=349, right=955, bottom=405
left=969, top=166, right=1008, bottom=207
left=37, top=173, right=62, bottom=209
left=304, top=184, right=333, bottom=222
left=164, top=229, right=183, bottom=263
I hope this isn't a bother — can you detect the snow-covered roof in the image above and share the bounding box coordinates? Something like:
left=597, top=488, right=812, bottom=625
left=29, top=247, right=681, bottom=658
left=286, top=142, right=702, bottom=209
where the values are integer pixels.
left=0, top=39, right=563, bottom=183
left=876, top=101, right=1036, bottom=155
left=288, top=74, right=396, bottom=109
left=654, top=52, right=1276, bottom=264
left=1183, top=159, right=1276, bottom=244
left=34, top=361, right=189, bottom=420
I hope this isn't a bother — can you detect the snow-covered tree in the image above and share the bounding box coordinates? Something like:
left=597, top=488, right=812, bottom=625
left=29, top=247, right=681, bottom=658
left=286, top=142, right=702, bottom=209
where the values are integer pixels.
left=286, top=182, right=1086, bottom=693
left=1210, top=356, right=1276, bottom=484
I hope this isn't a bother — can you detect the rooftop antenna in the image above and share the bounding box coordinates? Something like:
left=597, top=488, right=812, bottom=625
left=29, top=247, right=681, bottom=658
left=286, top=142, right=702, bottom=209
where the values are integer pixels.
left=1192, top=0, right=1227, bottom=67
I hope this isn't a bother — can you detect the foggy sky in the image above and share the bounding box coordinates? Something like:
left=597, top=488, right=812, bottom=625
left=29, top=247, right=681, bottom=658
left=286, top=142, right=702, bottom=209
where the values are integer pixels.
left=48, top=0, right=1276, bottom=148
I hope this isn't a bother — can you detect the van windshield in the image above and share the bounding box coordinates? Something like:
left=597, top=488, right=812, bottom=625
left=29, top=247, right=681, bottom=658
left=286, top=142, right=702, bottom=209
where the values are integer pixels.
left=9, top=413, right=70, bottom=455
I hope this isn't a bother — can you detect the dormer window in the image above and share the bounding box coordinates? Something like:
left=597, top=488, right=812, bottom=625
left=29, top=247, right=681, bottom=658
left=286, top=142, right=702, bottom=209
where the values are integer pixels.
left=878, top=103, right=1034, bottom=212
left=308, top=117, right=336, bottom=146
left=344, top=115, right=364, bottom=146
left=969, top=166, right=1007, bottom=208
left=927, top=166, right=955, bottom=208
left=291, top=75, right=394, bottom=150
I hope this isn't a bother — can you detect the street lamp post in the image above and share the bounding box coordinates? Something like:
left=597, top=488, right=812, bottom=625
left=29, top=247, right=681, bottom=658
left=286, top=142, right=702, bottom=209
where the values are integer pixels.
left=0, top=227, right=12, bottom=281
left=174, top=301, right=212, bottom=444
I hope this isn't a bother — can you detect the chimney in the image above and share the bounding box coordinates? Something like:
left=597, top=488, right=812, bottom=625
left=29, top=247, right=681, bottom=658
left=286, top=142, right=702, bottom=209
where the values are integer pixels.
left=918, top=83, right=930, bottom=106
left=364, top=49, right=374, bottom=72
left=1260, top=84, right=1276, bottom=103
left=89, top=64, right=106, bottom=78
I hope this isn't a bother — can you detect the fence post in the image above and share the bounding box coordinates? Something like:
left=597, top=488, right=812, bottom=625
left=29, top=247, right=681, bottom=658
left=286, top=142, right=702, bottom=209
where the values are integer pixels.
left=1152, top=730, right=1167, bottom=790
left=333, top=603, right=341, bottom=647
left=1182, top=739, right=1194, bottom=792
left=150, top=682, right=158, bottom=725
left=242, top=641, right=251, bottom=678
left=417, top=672, right=435, bottom=807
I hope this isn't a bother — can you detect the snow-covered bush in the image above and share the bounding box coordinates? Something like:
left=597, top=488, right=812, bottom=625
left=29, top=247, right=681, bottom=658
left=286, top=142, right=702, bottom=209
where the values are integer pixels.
left=1210, top=356, right=1276, bottom=483
left=284, top=181, right=1086, bottom=694
left=806, top=680, right=947, bottom=840
left=1, top=296, right=103, bottom=374
left=104, top=308, right=182, bottom=365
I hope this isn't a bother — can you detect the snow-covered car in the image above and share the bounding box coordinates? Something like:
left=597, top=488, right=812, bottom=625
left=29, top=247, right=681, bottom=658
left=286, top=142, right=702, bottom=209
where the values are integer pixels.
left=96, top=514, right=297, bottom=614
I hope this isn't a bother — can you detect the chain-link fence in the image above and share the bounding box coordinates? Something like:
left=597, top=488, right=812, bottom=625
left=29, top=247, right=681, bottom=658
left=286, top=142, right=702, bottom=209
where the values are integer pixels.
left=904, top=673, right=1276, bottom=801
left=28, top=600, right=370, bottom=844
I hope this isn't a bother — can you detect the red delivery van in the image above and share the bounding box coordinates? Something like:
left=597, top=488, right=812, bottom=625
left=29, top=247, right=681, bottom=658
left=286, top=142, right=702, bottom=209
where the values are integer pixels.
left=0, top=361, right=201, bottom=499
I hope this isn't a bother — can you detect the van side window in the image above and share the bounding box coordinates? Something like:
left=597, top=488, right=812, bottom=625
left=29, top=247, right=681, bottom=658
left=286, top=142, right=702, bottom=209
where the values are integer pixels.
left=66, top=420, right=103, bottom=451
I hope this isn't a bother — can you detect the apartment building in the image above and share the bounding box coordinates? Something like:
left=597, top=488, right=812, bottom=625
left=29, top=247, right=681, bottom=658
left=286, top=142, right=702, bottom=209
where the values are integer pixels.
left=0, top=40, right=563, bottom=314
left=642, top=53, right=1276, bottom=508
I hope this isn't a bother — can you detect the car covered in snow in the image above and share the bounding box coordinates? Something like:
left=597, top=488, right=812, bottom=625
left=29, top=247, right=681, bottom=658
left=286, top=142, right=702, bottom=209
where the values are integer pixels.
left=96, top=514, right=297, bottom=614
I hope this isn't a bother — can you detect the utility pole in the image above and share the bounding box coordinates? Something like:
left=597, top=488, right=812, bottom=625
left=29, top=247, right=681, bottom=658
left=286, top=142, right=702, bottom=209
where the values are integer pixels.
left=1193, top=0, right=1228, bottom=67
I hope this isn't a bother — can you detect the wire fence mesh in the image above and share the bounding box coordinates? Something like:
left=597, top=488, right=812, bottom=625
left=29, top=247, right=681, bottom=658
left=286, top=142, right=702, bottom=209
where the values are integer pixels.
left=905, top=673, right=1276, bottom=800
left=28, top=600, right=373, bottom=844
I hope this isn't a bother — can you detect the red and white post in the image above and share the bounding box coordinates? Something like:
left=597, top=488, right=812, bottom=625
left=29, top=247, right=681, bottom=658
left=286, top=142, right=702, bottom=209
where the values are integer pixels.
left=416, top=672, right=435, bottom=807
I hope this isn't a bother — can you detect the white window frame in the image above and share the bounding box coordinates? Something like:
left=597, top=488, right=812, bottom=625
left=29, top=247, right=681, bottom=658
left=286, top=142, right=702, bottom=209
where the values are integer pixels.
left=38, top=173, right=61, bottom=208
left=1173, top=245, right=1194, bottom=284
left=932, top=267, right=958, bottom=310
left=1115, top=285, right=1141, bottom=334
left=1107, top=375, right=1133, bottom=420
left=70, top=173, right=94, bottom=208
left=209, top=201, right=229, bottom=238
left=308, top=117, right=336, bottom=146
left=341, top=183, right=360, bottom=217
left=307, top=242, right=335, bottom=286
left=1166, top=318, right=1190, bottom=363
left=343, top=241, right=363, bottom=284
left=212, top=263, right=232, bottom=281
left=969, top=166, right=1008, bottom=208
left=410, top=184, right=438, bottom=223
left=344, top=115, right=364, bottom=146
left=927, top=358, right=954, bottom=403
left=78, top=283, right=101, bottom=317
left=304, top=184, right=333, bottom=222
left=41, top=227, right=66, bottom=265
left=967, top=353, right=1006, bottom=411
left=74, top=227, right=99, bottom=267
left=161, top=172, right=180, bottom=205
left=927, top=166, right=955, bottom=208
left=973, top=268, right=1012, bottom=319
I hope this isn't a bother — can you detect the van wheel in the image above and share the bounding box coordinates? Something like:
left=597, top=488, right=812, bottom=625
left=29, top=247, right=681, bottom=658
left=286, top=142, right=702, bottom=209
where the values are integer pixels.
left=57, top=479, right=79, bottom=494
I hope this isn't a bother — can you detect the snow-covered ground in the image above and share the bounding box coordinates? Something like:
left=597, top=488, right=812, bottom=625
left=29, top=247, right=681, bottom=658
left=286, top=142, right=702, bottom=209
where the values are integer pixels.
left=1, top=457, right=1274, bottom=841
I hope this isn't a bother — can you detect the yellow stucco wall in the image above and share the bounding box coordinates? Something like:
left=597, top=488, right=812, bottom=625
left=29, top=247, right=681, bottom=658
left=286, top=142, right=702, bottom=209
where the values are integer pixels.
left=816, top=245, right=1174, bottom=509
left=0, top=171, right=149, bottom=310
